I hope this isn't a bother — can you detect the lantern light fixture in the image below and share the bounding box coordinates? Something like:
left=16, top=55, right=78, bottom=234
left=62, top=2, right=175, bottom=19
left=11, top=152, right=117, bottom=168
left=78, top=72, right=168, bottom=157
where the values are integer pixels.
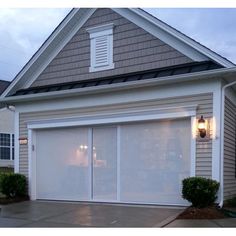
left=198, top=115, right=207, bottom=138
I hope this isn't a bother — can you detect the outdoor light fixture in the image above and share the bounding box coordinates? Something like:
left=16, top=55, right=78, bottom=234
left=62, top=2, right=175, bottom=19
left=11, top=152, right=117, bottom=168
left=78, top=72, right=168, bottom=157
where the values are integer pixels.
left=198, top=115, right=207, bottom=138
left=19, top=137, right=28, bottom=145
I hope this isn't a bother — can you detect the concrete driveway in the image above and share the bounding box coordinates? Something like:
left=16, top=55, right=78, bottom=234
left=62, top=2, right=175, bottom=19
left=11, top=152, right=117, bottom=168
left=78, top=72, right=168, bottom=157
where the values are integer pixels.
left=0, top=201, right=183, bottom=227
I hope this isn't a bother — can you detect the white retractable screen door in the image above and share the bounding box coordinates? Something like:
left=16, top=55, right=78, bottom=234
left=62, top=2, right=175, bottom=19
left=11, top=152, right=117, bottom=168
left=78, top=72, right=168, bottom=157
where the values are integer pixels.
left=36, top=127, right=90, bottom=201
left=120, top=118, right=191, bottom=205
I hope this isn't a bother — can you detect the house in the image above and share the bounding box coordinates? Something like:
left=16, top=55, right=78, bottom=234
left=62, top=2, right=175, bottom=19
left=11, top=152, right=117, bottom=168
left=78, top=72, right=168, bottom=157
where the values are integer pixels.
left=0, top=80, right=14, bottom=168
left=1, top=8, right=236, bottom=206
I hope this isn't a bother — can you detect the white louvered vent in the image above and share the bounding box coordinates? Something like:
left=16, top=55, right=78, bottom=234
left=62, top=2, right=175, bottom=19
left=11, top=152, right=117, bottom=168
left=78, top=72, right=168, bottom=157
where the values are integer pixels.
left=87, top=23, right=115, bottom=72
left=95, top=36, right=109, bottom=67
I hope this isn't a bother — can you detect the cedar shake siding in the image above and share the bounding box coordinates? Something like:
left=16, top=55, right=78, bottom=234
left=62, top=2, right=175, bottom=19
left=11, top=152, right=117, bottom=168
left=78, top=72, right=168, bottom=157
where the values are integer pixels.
left=31, top=8, right=193, bottom=87
left=19, top=93, right=212, bottom=178
left=224, top=96, right=236, bottom=200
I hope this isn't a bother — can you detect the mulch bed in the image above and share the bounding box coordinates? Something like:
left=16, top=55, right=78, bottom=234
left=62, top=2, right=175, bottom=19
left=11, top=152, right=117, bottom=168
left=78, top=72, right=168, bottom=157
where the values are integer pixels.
left=177, top=206, right=228, bottom=219
left=0, top=196, right=29, bottom=205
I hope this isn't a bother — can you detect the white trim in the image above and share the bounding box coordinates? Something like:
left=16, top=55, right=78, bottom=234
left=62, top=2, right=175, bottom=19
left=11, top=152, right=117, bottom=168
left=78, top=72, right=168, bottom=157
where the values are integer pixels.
left=86, top=23, right=114, bottom=38
left=89, top=63, right=115, bottom=73
left=28, top=129, right=33, bottom=199
left=27, top=105, right=197, bottom=130
left=28, top=108, right=194, bottom=206
left=225, top=86, right=236, bottom=106
left=113, top=8, right=206, bottom=62
left=1, top=8, right=96, bottom=97
left=12, top=80, right=218, bottom=115
left=87, top=23, right=114, bottom=73
left=0, top=133, right=14, bottom=162
left=117, top=125, right=121, bottom=202
left=116, top=8, right=234, bottom=67
left=212, top=82, right=222, bottom=182
left=219, top=80, right=236, bottom=207
left=2, top=67, right=236, bottom=105
left=14, top=111, right=19, bottom=173
left=190, top=116, right=196, bottom=177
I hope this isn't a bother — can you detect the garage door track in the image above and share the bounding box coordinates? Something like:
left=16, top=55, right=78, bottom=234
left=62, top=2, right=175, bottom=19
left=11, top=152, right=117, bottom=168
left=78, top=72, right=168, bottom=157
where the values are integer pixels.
left=0, top=201, right=183, bottom=227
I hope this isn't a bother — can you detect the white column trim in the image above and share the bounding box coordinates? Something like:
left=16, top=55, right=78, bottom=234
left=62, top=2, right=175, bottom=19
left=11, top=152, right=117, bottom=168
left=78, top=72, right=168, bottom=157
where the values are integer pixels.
left=117, top=126, right=121, bottom=202
left=212, top=82, right=222, bottom=182
left=190, top=116, right=196, bottom=177
left=14, top=111, right=19, bottom=173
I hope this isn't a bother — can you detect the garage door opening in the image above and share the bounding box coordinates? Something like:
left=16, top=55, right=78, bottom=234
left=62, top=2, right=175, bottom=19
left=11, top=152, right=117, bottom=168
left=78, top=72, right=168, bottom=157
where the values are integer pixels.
left=34, top=118, right=191, bottom=205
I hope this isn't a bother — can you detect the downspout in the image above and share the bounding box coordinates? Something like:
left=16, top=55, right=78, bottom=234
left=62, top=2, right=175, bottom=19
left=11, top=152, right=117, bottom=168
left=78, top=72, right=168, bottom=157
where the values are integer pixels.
left=219, top=80, right=236, bottom=208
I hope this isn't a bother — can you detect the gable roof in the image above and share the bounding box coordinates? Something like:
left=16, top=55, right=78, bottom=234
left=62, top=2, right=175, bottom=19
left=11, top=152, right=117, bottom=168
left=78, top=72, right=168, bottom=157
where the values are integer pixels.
left=1, top=8, right=235, bottom=98
left=0, top=80, right=10, bottom=95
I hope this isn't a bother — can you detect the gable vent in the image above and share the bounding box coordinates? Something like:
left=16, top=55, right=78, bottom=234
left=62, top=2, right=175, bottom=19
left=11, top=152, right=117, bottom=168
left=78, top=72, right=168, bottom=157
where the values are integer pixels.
left=87, top=23, right=115, bottom=72
left=95, top=36, right=109, bottom=67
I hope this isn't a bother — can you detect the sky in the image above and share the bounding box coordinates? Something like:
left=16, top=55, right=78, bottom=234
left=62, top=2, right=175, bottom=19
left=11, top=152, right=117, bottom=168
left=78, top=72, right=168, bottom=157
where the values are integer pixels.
left=0, top=8, right=236, bottom=82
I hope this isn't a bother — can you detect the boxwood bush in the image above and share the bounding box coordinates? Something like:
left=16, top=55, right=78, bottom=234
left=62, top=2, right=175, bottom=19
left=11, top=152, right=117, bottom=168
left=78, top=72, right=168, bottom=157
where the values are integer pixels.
left=182, top=177, right=220, bottom=208
left=0, top=173, right=27, bottom=198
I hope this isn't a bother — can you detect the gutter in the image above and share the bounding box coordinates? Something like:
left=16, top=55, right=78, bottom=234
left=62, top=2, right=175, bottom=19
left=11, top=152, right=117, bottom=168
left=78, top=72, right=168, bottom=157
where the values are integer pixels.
left=1, top=67, right=236, bottom=104
left=219, top=80, right=236, bottom=208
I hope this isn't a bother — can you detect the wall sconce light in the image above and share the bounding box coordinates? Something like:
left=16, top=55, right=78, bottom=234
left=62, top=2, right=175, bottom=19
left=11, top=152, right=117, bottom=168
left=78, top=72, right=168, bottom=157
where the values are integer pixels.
left=19, top=137, right=28, bottom=145
left=198, top=115, right=207, bottom=138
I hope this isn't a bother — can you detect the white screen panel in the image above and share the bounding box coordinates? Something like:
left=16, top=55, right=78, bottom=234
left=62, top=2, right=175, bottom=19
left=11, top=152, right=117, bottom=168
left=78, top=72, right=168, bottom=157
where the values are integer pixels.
left=36, top=127, right=90, bottom=201
left=92, top=127, right=117, bottom=200
left=120, top=119, right=191, bottom=205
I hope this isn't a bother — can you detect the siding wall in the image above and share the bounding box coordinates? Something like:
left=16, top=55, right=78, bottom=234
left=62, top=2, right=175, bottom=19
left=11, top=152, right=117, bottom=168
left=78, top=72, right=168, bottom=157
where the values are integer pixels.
left=32, top=8, right=192, bottom=87
left=0, top=109, right=14, bottom=167
left=19, top=93, right=213, bottom=178
left=224, top=96, right=236, bottom=200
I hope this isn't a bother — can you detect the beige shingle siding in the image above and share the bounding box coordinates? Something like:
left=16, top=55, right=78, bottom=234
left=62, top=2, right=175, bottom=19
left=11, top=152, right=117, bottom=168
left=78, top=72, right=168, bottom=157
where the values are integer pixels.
left=19, top=93, right=212, bottom=178
left=31, top=8, right=192, bottom=87
left=224, top=96, right=236, bottom=200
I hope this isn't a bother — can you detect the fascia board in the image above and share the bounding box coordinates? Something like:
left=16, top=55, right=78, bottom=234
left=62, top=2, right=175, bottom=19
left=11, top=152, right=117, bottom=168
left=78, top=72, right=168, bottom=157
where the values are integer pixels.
left=1, top=67, right=236, bottom=104
left=1, top=8, right=97, bottom=98
left=119, top=8, right=234, bottom=68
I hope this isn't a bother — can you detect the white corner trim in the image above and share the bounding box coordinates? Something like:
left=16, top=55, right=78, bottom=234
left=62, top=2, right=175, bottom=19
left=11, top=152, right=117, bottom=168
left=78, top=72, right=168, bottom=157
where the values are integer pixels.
left=225, top=86, right=236, bottom=106
left=190, top=116, right=196, bottom=177
left=28, top=129, right=37, bottom=200
left=14, top=111, right=19, bottom=173
left=212, top=82, right=222, bottom=182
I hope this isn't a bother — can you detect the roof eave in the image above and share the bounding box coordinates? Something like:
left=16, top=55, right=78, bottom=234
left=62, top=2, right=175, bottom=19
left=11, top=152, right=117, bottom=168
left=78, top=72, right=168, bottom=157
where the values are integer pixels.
left=1, top=67, right=236, bottom=104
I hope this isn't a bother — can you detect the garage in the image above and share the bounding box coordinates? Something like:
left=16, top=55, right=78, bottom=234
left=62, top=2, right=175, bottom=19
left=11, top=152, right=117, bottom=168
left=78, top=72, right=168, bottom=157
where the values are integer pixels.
left=35, top=118, right=191, bottom=205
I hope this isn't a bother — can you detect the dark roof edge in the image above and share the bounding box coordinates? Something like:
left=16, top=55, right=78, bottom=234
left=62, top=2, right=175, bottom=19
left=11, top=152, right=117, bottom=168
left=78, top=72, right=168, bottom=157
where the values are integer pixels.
left=11, top=61, right=222, bottom=97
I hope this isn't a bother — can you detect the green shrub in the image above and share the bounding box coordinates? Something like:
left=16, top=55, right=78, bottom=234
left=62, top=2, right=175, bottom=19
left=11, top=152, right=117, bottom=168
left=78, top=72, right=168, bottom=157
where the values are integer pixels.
left=182, top=177, right=220, bottom=208
left=0, top=173, right=27, bottom=198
